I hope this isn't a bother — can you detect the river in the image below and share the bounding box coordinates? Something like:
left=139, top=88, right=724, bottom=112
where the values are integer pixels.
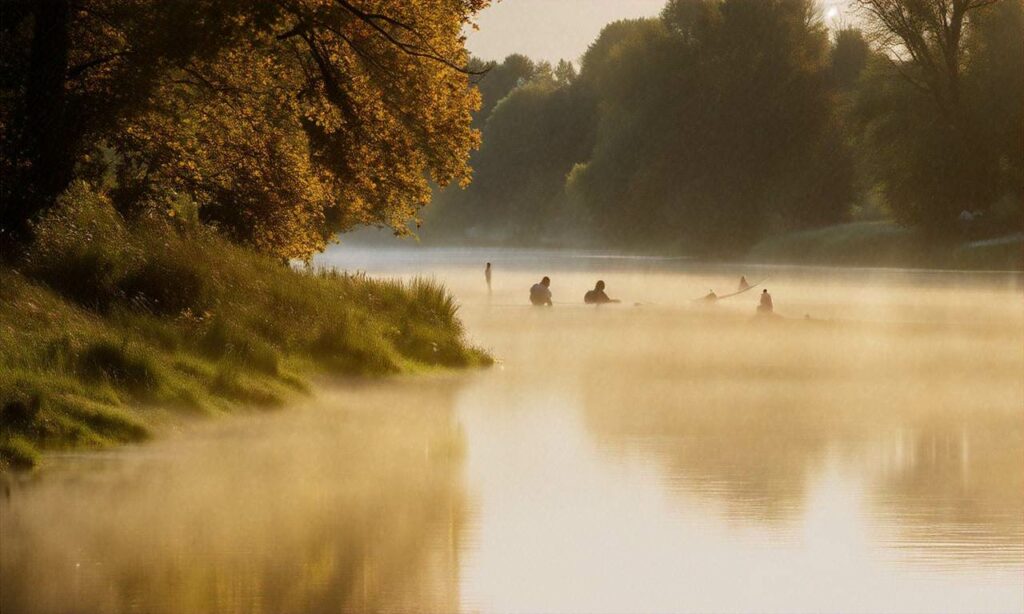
left=2, top=247, right=1022, bottom=613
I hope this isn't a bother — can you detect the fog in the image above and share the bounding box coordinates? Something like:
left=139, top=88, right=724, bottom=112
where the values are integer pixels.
left=3, top=248, right=1022, bottom=613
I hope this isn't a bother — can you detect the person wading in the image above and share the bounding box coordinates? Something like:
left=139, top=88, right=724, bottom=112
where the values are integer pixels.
left=584, top=280, right=621, bottom=304
left=758, top=289, right=774, bottom=314
left=530, top=276, right=553, bottom=306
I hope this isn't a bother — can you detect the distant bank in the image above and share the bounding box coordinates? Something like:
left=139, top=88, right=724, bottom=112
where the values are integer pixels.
left=346, top=222, right=1022, bottom=272
left=748, top=222, right=1023, bottom=271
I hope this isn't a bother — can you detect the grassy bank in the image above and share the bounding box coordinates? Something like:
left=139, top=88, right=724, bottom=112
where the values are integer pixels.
left=0, top=184, right=491, bottom=470
left=747, top=222, right=1023, bottom=270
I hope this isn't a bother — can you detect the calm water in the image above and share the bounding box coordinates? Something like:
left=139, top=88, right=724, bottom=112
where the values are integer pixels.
left=3, top=247, right=1023, bottom=613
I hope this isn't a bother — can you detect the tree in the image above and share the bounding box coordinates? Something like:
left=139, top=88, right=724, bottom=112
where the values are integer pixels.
left=849, top=0, right=1018, bottom=233
left=467, top=53, right=540, bottom=127
left=1, top=0, right=487, bottom=259
left=429, top=1, right=857, bottom=253
left=571, top=1, right=854, bottom=252
left=831, top=28, right=870, bottom=89
left=853, top=0, right=997, bottom=122
left=428, top=75, right=596, bottom=243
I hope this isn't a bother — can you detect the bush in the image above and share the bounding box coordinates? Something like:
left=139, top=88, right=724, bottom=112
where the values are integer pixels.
left=27, top=182, right=138, bottom=310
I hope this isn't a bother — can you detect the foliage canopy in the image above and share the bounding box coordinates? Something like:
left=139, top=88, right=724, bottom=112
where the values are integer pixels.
left=1, top=0, right=488, bottom=259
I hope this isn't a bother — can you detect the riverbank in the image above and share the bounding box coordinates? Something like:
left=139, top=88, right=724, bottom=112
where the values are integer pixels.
left=747, top=222, right=1023, bottom=271
left=0, top=189, right=490, bottom=470
left=353, top=221, right=1024, bottom=272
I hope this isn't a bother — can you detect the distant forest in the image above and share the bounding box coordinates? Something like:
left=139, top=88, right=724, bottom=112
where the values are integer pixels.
left=427, top=0, right=1023, bottom=255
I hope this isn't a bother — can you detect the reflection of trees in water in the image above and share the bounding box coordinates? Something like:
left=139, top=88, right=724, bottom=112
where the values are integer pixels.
left=583, top=376, right=839, bottom=526
left=579, top=333, right=1024, bottom=562
left=867, top=414, right=1024, bottom=566
left=0, top=382, right=469, bottom=613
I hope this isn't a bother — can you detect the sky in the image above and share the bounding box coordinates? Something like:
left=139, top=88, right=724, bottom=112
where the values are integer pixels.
left=466, top=0, right=852, bottom=65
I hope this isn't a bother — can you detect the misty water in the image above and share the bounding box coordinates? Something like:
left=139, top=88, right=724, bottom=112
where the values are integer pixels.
left=3, top=247, right=1023, bottom=613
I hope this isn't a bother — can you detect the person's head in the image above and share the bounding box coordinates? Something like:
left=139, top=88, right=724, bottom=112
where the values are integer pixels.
left=763, top=289, right=768, bottom=293
left=595, top=280, right=605, bottom=291
left=541, top=276, right=550, bottom=287
left=486, top=262, right=491, bottom=268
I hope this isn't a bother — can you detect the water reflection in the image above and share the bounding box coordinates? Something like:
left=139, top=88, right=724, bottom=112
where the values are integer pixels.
left=3, top=248, right=1023, bottom=613
left=1, top=379, right=469, bottom=614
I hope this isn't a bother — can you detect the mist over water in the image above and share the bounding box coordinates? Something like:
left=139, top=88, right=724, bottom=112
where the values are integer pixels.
left=3, top=247, right=1022, bottom=613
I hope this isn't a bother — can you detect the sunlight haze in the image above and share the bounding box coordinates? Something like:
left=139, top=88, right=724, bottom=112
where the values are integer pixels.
left=467, top=0, right=853, bottom=64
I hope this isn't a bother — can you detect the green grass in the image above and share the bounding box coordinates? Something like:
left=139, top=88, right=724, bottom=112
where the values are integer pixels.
left=0, top=184, right=491, bottom=470
left=747, top=221, right=1023, bottom=270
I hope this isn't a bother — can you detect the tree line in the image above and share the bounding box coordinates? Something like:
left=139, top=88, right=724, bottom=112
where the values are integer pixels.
left=428, top=0, right=1022, bottom=254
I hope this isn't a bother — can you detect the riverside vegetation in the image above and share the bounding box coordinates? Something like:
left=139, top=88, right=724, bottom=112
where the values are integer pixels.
left=1, top=1, right=495, bottom=470
left=0, top=183, right=490, bottom=470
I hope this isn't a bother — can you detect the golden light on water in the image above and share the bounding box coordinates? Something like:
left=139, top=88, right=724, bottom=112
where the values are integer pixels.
left=3, top=248, right=1022, bottom=613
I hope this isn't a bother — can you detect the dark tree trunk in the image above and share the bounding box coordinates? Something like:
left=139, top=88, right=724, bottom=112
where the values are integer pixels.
left=2, top=0, right=72, bottom=242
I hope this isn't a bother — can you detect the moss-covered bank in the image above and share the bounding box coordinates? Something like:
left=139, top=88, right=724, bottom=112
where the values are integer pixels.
left=0, top=185, right=490, bottom=470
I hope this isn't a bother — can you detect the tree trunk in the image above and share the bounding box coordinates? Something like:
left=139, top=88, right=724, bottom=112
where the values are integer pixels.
left=2, top=0, right=72, bottom=240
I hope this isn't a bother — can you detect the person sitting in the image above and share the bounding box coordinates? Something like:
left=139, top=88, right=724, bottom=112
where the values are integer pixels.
left=738, top=276, right=750, bottom=291
left=703, top=289, right=718, bottom=302
left=584, top=280, right=620, bottom=304
left=530, top=276, right=553, bottom=306
left=758, top=289, right=774, bottom=313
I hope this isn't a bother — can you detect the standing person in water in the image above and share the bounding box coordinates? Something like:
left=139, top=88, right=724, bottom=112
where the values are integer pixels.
left=530, top=276, right=553, bottom=306
left=485, top=262, right=492, bottom=294
left=758, top=289, right=774, bottom=313
left=584, top=280, right=621, bottom=304
left=738, top=276, right=750, bottom=291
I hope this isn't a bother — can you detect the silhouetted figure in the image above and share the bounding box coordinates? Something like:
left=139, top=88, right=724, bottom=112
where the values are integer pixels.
left=584, top=280, right=620, bottom=304
left=738, top=276, right=750, bottom=291
left=530, top=276, right=553, bottom=306
left=758, top=289, right=773, bottom=313
left=485, top=262, right=492, bottom=293
left=703, top=289, right=718, bottom=302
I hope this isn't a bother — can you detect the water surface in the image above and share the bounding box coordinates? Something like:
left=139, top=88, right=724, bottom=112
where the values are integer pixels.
left=3, top=248, right=1022, bottom=613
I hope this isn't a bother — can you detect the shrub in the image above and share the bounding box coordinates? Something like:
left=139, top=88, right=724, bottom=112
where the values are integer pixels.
left=27, top=182, right=139, bottom=310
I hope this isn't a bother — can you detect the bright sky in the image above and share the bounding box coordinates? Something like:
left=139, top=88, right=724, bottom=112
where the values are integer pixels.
left=466, top=0, right=853, bottom=65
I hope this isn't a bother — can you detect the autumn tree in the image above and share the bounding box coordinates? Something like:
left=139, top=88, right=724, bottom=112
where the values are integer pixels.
left=1, top=0, right=487, bottom=258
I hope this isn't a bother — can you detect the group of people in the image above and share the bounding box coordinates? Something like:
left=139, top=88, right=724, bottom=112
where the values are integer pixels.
left=487, top=263, right=773, bottom=312
left=527, top=276, right=620, bottom=306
